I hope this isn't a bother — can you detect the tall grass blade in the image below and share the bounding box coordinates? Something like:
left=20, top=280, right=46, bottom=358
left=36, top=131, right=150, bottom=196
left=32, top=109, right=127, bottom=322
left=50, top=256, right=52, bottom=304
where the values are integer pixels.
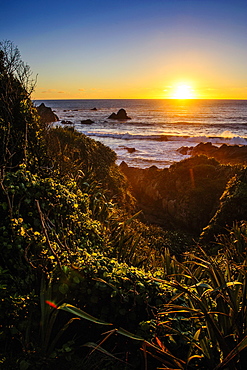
left=58, top=303, right=113, bottom=325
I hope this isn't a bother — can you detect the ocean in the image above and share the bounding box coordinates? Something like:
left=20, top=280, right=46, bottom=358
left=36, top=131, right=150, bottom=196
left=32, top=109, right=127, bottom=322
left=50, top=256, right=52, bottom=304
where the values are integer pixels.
left=34, top=99, right=247, bottom=168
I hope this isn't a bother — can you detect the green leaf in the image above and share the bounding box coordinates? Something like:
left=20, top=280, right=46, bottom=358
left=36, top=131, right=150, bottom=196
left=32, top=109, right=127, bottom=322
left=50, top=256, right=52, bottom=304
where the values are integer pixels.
left=58, top=303, right=112, bottom=325
left=117, top=327, right=144, bottom=341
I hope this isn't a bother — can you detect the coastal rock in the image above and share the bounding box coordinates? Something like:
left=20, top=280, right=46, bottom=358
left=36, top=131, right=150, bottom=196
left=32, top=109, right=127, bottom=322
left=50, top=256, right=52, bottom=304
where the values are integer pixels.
left=91, top=107, right=97, bottom=111
left=179, top=142, right=247, bottom=165
left=80, top=119, right=94, bottom=124
left=108, top=108, right=131, bottom=120
left=36, top=103, right=59, bottom=124
left=120, top=156, right=234, bottom=233
left=61, top=120, right=73, bottom=125
left=120, top=146, right=136, bottom=153
left=177, top=146, right=193, bottom=155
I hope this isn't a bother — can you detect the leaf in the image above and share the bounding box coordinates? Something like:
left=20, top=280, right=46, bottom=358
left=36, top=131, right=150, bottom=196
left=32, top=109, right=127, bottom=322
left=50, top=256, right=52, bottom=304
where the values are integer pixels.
left=187, top=354, right=204, bottom=363
left=214, top=335, right=247, bottom=369
left=117, top=327, right=144, bottom=341
left=192, top=282, right=212, bottom=289
left=123, top=210, right=142, bottom=226
left=83, top=342, right=126, bottom=363
left=58, top=303, right=112, bottom=325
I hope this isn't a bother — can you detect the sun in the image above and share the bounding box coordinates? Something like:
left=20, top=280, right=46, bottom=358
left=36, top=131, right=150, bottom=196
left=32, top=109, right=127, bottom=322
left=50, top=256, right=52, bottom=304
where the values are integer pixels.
left=173, top=84, right=194, bottom=99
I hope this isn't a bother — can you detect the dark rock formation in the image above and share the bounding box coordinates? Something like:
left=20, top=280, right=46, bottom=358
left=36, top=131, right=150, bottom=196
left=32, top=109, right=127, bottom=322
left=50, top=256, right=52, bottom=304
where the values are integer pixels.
left=61, top=120, right=73, bottom=125
left=36, top=103, right=59, bottom=124
left=80, top=119, right=94, bottom=124
left=108, top=108, right=131, bottom=120
left=120, top=156, right=235, bottom=233
left=121, top=146, right=136, bottom=153
left=91, top=107, right=97, bottom=111
left=178, top=142, right=247, bottom=165
left=127, top=147, right=136, bottom=153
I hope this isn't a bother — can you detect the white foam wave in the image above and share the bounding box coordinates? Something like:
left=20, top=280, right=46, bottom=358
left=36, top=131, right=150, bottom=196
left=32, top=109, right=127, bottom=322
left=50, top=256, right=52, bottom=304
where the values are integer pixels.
left=82, top=131, right=247, bottom=145
left=176, top=135, right=247, bottom=145
left=82, top=131, right=168, bottom=141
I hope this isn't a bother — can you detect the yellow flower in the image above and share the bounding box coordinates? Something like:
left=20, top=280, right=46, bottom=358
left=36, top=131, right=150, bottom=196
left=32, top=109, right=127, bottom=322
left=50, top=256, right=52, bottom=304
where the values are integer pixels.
left=20, top=227, right=25, bottom=236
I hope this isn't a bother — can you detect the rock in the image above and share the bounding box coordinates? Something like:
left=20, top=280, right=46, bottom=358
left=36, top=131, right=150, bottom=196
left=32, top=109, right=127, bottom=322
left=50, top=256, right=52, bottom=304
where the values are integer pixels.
left=119, top=161, right=129, bottom=170
left=80, top=119, right=94, bottom=124
left=177, top=146, right=192, bottom=155
left=108, top=108, right=131, bottom=120
left=36, top=103, right=59, bottom=124
left=120, top=146, right=136, bottom=153
left=91, top=107, right=97, bottom=111
left=61, top=120, right=73, bottom=125
left=179, top=142, right=247, bottom=165
left=192, top=142, right=217, bottom=156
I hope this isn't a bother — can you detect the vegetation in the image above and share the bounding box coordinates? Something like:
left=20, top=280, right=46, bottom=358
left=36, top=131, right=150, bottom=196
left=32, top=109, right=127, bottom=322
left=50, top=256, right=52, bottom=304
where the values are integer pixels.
left=1, top=41, right=247, bottom=369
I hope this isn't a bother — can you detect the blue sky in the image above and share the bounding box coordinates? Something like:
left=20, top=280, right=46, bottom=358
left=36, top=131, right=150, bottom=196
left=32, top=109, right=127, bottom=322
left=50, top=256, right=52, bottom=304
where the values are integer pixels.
left=1, top=0, right=247, bottom=99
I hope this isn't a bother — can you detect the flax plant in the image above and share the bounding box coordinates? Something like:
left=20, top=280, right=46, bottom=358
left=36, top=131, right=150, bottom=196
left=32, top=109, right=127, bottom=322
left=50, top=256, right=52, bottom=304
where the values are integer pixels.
left=155, top=224, right=247, bottom=369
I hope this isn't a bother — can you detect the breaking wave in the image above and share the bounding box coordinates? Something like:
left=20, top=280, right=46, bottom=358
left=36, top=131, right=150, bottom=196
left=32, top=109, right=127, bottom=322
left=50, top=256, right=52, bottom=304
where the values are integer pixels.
left=83, top=131, right=247, bottom=145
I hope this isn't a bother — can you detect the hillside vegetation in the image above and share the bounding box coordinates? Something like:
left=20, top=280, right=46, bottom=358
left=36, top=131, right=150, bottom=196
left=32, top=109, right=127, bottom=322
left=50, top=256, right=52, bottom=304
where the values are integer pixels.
left=1, top=41, right=247, bottom=370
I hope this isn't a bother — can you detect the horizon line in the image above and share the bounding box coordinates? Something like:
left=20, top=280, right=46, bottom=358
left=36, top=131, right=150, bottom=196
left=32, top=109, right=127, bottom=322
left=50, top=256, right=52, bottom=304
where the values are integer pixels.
left=33, top=97, right=247, bottom=101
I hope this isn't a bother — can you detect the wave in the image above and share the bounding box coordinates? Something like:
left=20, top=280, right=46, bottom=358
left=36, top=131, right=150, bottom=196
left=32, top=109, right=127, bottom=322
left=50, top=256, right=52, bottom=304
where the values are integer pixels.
left=82, top=131, right=247, bottom=145
left=82, top=131, right=169, bottom=141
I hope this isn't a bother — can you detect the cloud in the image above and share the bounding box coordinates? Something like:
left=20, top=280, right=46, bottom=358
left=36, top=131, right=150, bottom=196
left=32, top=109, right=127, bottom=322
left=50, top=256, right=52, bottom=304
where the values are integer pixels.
left=78, top=88, right=85, bottom=92
left=41, top=89, right=65, bottom=94
left=41, top=89, right=58, bottom=94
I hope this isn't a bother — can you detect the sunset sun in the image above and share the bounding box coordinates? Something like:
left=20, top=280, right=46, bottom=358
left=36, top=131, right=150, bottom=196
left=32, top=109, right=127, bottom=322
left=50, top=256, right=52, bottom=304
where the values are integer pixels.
left=173, top=84, right=194, bottom=99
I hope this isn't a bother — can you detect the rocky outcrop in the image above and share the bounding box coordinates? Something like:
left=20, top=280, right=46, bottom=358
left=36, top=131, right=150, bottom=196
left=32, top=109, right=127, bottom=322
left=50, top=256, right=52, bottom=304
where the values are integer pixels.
left=120, top=146, right=136, bottom=153
left=80, top=119, right=94, bottom=124
left=178, top=142, right=247, bottom=165
left=120, top=156, right=235, bottom=233
left=36, top=103, right=59, bottom=124
left=108, top=108, right=131, bottom=120
left=61, top=120, right=73, bottom=125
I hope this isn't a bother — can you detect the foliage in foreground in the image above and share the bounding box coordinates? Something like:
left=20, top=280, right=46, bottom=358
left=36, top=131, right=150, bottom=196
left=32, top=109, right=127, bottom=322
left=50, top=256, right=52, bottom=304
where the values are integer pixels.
left=1, top=41, right=247, bottom=370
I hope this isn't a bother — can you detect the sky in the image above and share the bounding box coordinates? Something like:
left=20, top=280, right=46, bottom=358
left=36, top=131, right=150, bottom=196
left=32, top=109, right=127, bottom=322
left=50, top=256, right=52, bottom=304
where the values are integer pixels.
left=1, top=0, right=247, bottom=99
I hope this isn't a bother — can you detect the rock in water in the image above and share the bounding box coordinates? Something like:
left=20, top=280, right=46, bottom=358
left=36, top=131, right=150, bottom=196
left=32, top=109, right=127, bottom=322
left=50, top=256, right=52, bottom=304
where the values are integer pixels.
left=36, top=103, right=59, bottom=124
left=108, top=108, right=131, bottom=120
left=61, top=120, right=73, bottom=125
left=80, top=119, right=94, bottom=124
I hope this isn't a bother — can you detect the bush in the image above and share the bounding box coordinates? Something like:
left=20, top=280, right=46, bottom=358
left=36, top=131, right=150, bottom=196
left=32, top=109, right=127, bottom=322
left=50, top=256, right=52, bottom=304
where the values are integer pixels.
left=44, top=126, right=135, bottom=210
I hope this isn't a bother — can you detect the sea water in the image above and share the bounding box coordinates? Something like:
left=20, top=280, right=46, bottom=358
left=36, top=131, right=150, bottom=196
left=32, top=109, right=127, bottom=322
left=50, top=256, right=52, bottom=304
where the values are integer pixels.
left=34, top=99, right=247, bottom=168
